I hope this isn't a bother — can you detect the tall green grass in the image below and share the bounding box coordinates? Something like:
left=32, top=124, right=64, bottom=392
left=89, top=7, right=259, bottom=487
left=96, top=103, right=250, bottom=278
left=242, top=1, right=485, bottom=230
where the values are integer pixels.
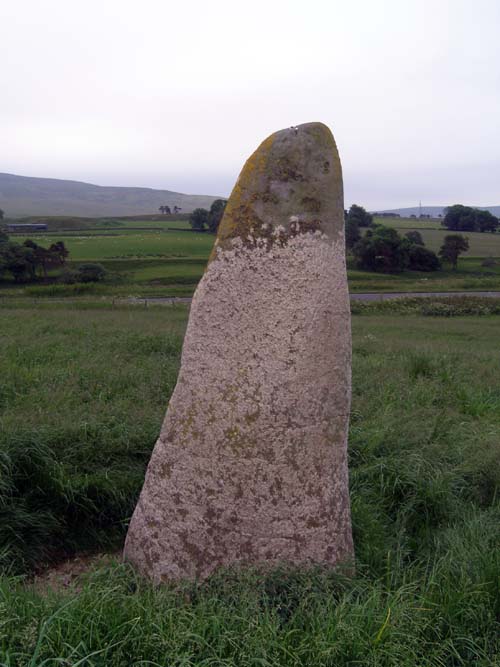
left=0, top=305, right=186, bottom=571
left=0, top=306, right=498, bottom=664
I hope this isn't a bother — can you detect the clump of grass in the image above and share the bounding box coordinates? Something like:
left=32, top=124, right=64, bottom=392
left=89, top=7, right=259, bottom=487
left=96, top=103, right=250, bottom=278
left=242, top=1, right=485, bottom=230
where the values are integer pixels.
left=0, top=305, right=185, bottom=571
left=351, top=295, right=500, bottom=316
left=23, top=283, right=102, bottom=297
left=1, top=544, right=498, bottom=665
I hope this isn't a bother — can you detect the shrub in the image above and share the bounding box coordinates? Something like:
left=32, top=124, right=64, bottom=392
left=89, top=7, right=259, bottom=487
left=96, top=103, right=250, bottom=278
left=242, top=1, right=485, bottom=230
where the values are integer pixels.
left=407, top=245, right=441, bottom=271
left=76, top=262, right=107, bottom=282
left=189, top=208, right=209, bottom=231
left=405, top=230, right=424, bottom=245
left=353, top=226, right=408, bottom=273
left=346, top=204, right=373, bottom=227
left=60, top=269, right=80, bottom=284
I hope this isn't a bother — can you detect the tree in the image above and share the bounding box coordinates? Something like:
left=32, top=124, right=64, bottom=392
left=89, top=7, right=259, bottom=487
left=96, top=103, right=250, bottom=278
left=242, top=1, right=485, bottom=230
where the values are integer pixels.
left=405, top=230, right=424, bottom=245
left=346, top=204, right=373, bottom=228
left=0, top=236, right=69, bottom=283
left=0, top=242, right=34, bottom=282
left=439, top=234, right=469, bottom=270
left=173, top=205, right=182, bottom=214
left=207, top=199, right=227, bottom=234
left=159, top=205, right=171, bottom=215
left=23, top=239, right=60, bottom=278
left=76, top=263, right=107, bottom=282
left=353, top=225, right=408, bottom=273
left=49, top=241, right=69, bottom=265
left=476, top=209, right=498, bottom=233
left=0, top=227, right=8, bottom=243
left=407, top=245, right=441, bottom=271
left=353, top=224, right=439, bottom=273
left=442, top=205, right=475, bottom=231
left=0, top=209, right=4, bottom=220
left=345, top=218, right=361, bottom=250
left=442, top=204, right=498, bottom=233
left=189, top=208, right=209, bottom=231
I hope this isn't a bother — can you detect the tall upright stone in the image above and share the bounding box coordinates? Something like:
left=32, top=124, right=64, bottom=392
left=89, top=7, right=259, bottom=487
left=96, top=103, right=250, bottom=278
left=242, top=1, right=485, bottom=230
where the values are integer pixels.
left=124, top=122, right=353, bottom=581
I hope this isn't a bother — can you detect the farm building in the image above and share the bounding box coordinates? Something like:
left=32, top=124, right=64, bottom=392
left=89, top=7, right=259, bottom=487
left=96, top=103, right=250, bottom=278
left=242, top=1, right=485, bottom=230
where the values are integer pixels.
left=7, top=223, right=48, bottom=232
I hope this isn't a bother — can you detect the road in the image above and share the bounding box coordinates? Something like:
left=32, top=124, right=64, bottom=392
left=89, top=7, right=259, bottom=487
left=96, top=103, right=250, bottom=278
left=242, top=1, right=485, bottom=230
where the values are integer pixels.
left=124, top=291, right=500, bottom=307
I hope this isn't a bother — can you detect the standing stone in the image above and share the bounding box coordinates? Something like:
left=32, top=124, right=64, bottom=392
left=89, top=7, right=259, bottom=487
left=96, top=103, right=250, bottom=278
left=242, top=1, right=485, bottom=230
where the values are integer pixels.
left=124, top=122, right=353, bottom=581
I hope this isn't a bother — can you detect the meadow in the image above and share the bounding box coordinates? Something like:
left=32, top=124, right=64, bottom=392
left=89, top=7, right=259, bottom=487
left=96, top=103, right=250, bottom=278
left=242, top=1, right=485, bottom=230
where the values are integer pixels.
left=373, top=217, right=444, bottom=230
left=0, top=299, right=498, bottom=665
left=2, top=216, right=498, bottom=300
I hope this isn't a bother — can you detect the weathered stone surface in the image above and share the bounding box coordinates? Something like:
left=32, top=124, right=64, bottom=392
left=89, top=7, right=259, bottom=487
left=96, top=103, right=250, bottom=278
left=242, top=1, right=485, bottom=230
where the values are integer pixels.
left=124, top=122, right=353, bottom=581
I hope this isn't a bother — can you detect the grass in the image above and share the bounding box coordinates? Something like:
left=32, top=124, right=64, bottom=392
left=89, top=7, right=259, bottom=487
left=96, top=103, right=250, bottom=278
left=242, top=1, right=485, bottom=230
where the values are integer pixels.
left=397, top=228, right=500, bottom=256
left=3, top=219, right=500, bottom=299
left=0, top=301, right=499, bottom=664
left=372, top=217, right=500, bottom=256
left=347, top=258, right=500, bottom=293
left=13, top=231, right=214, bottom=261
left=0, top=304, right=187, bottom=571
left=373, top=216, right=444, bottom=230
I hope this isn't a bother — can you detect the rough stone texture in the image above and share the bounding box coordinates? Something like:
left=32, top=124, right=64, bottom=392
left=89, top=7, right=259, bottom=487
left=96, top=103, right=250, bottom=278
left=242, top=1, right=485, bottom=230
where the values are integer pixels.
left=124, top=122, right=353, bottom=581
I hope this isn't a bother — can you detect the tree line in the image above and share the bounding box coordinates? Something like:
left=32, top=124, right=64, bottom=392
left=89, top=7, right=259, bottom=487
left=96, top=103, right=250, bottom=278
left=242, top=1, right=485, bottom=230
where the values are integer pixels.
left=345, top=204, right=469, bottom=272
left=159, top=205, right=182, bottom=215
left=0, top=229, right=108, bottom=284
left=0, top=228, right=69, bottom=282
left=442, top=205, right=498, bottom=233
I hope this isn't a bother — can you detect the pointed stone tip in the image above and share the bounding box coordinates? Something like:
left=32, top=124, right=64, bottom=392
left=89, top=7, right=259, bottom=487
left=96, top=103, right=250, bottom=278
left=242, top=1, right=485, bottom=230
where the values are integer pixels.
left=265, top=122, right=336, bottom=153
left=211, top=121, right=343, bottom=258
left=274, top=121, right=334, bottom=138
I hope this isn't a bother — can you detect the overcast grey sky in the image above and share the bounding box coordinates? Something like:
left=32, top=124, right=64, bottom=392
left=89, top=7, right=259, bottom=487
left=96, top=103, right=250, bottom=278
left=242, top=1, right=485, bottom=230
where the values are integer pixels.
left=2, top=0, right=499, bottom=209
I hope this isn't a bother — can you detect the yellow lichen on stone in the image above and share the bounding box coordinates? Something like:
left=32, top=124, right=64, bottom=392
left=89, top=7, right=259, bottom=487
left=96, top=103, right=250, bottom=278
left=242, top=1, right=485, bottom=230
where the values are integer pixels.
left=209, top=122, right=344, bottom=262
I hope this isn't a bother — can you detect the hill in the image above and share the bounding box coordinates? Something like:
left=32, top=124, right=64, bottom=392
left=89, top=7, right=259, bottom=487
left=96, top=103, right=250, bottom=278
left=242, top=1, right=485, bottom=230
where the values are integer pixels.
left=373, top=205, right=500, bottom=217
left=0, top=172, right=220, bottom=218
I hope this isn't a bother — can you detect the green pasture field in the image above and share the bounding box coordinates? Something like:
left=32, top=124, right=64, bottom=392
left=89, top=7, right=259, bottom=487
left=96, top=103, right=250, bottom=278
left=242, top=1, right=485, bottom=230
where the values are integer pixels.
left=0, top=300, right=499, bottom=664
left=373, top=216, right=443, bottom=230
left=14, top=230, right=213, bottom=261
left=399, top=228, right=500, bottom=256
left=108, top=218, right=192, bottom=230
left=7, top=215, right=192, bottom=232
left=347, top=258, right=500, bottom=293
left=4, top=222, right=500, bottom=299
left=372, top=218, right=500, bottom=255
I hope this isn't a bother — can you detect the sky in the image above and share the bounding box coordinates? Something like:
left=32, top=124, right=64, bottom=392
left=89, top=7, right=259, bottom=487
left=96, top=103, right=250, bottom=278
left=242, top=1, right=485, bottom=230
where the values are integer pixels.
left=2, top=0, right=500, bottom=209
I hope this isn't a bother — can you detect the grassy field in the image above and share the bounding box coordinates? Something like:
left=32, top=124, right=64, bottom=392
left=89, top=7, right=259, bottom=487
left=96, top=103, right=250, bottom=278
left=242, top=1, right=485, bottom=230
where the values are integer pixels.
left=398, top=228, right=500, bottom=256
left=13, top=230, right=213, bottom=261
left=0, top=300, right=498, bottom=664
left=3, top=217, right=500, bottom=298
left=347, top=258, right=500, bottom=293
left=374, top=217, right=500, bottom=255
left=110, top=219, right=192, bottom=230
left=373, top=216, right=443, bottom=230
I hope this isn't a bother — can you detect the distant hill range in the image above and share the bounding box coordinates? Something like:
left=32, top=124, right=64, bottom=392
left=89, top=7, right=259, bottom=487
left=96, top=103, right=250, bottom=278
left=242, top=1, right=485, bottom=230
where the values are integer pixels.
left=0, top=172, right=220, bottom=218
left=372, top=205, right=500, bottom=218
